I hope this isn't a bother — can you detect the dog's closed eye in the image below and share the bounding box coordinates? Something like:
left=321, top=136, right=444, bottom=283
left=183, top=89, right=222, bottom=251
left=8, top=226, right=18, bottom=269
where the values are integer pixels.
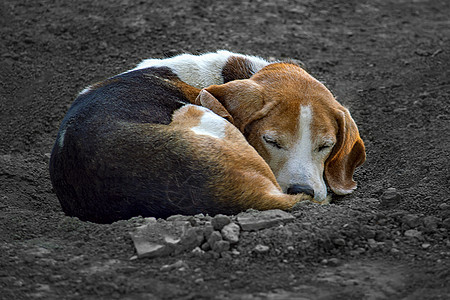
left=317, top=141, right=335, bottom=153
left=263, top=134, right=283, bottom=149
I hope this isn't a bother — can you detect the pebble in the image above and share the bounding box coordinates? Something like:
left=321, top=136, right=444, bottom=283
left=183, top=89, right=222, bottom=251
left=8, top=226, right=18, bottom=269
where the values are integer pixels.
left=191, top=247, right=204, bottom=256
left=321, top=258, right=340, bottom=266
left=404, top=229, right=421, bottom=238
left=390, top=248, right=401, bottom=255
left=361, top=225, right=376, bottom=239
left=211, top=214, right=231, bottom=231
left=212, top=240, right=230, bottom=253
left=221, top=222, right=240, bottom=244
left=375, top=231, right=387, bottom=242
left=380, top=188, right=401, bottom=208
left=441, top=217, right=450, bottom=229
left=254, top=244, right=270, bottom=253
left=333, top=238, right=346, bottom=246
left=401, top=214, right=422, bottom=228
left=160, top=260, right=188, bottom=272
left=421, top=243, right=431, bottom=249
left=328, top=258, right=341, bottom=266
left=203, top=223, right=214, bottom=240
left=207, top=231, right=223, bottom=249
left=439, top=203, right=450, bottom=211
left=422, top=216, right=439, bottom=230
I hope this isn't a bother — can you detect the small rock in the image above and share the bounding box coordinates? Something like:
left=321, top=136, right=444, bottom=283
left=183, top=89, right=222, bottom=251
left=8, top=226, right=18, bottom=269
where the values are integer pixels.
left=438, top=203, right=450, bottom=211
left=192, top=247, right=205, bottom=256
left=194, top=278, right=204, bottom=284
left=207, top=231, right=222, bottom=249
left=160, top=260, right=188, bottom=272
left=390, top=248, right=401, bottom=255
left=177, top=227, right=205, bottom=253
left=231, top=249, right=240, bottom=256
left=375, top=231, right=387, bottom=242
left=201, top=242, right=211, bottom=251
left=203, top=223, right=214, bottom=240
left=333, top=238, right=346, bottom=246
left=422, top=216, right=439, bottom=230
left=441, top=217, right=450, bottom=229
left=221, top=222, right=240, bottom=244
left=212, top=240, right=230, bottom=253
left=254, top=244, right=270, bottom=253
left=380, top=188, right=401, bottom=208
left=327, top=258, right=341, bottom=267
left=421, top=243, right=431, bottom=249
left=237, top=209, right=295, bottom=231
left=404, top=229, right=422, bottom=238
left=401, top=214, right=422, bottom=228
left=211, top=214, right=231, bottom=230
left=367, top=238, right=378, bottom=248
left=361, top=226, right=376, bottom=239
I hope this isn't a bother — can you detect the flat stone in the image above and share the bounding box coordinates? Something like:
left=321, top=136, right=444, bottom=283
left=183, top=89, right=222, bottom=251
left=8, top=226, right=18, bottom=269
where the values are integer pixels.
left=254, top=244, right=270, bottom=253
left=404, top=229, right=422, bottom=238
left=237, top=209, right=295, bottom=231
left=130, top=219, right=204, bottom=258
left=221, top=222, right=240, bottom=244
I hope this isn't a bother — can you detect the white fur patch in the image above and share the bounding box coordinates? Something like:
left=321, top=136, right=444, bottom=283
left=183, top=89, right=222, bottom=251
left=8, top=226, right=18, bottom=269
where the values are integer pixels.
left=332, top=186, right=356, bottom=195
left=131, top=50, right=269, bottom=89
left=191, top=107, right=226, bottom=139
left=277, top=105, right=329, bottom=202
left=78, top=86, right=92, bottom=96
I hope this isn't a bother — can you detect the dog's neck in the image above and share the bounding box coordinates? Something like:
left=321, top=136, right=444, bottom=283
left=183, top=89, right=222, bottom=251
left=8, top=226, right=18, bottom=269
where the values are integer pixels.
left=132, top=50, right=270, bottom=89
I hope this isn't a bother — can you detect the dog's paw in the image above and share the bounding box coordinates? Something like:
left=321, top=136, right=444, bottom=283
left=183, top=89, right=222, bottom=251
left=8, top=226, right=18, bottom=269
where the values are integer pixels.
left=312, top=195, right=332, bottom=205
left=291, top=195, right=331, bottom=211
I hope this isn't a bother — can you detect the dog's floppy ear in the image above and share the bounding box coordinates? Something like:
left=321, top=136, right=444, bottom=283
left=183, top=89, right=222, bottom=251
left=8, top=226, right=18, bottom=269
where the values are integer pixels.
left=325, top=109, right=366, bottom=195
left=197, top=80, right=276, bottom=134
left=194, top=90, right=234, bottom=123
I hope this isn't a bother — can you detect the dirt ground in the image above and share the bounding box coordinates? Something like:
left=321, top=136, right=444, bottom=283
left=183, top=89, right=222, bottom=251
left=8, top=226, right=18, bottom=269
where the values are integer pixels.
left=1, top=0, right=449, bottom=299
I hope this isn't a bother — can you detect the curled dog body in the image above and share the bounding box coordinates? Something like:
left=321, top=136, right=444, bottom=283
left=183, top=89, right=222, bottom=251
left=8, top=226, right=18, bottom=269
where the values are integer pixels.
left=50, top=51, right=365, bottom=223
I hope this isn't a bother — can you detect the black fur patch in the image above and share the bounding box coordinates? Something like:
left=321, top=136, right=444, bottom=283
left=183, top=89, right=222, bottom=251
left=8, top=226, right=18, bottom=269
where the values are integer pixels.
left=221, top=56, right=256, bottom=83
left=49, top=67, right=225, bottom=223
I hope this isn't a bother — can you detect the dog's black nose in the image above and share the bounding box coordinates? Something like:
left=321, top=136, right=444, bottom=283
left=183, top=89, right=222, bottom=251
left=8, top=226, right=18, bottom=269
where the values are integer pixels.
left=287, top=185, right=315, bottom=197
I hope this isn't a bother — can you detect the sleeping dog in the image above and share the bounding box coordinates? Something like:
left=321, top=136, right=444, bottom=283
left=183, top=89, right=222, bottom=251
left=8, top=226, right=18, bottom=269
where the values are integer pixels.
left=49, top=51, right=365, bottom=223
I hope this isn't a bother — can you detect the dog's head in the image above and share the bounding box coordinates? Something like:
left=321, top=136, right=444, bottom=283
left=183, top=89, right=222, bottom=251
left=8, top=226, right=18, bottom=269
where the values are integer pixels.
left=195, top=63, right=366, bottom=202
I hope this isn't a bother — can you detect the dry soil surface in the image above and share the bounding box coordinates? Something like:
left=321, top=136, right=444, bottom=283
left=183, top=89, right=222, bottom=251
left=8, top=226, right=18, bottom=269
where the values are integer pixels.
left=1, top=0, right=449, bottom=299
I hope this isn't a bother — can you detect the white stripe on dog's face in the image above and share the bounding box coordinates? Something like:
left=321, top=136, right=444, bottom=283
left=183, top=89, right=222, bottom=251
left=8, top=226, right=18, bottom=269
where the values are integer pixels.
left=191, top=107, right=226, bottom=139
left=268, top=105, right=332, bottom=202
